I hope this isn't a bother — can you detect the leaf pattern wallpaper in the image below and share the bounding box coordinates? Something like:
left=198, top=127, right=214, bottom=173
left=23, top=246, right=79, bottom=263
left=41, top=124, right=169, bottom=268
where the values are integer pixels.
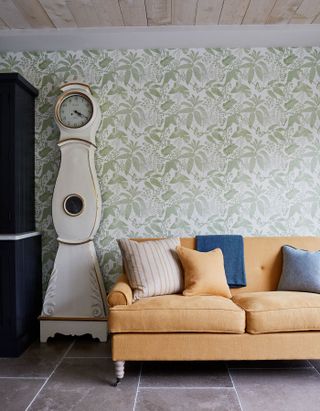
left=1, top=47, right=320, bottom=291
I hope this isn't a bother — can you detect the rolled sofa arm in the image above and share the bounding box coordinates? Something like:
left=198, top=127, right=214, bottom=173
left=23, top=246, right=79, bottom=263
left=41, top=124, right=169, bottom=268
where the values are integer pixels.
left=107, top=274, right=133, bottom=307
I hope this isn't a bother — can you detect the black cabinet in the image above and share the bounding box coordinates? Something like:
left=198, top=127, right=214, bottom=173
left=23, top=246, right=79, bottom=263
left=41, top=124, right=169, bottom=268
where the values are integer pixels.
left=0, top=73, right=38, bottom=234
left=0, top=235, right=42, bottom=356
left=0, top=73, right=42, bottom=357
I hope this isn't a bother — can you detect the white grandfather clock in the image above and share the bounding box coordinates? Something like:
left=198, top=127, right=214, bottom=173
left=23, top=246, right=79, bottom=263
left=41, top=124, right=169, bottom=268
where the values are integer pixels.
left=40, top=82, right=107, bottom=342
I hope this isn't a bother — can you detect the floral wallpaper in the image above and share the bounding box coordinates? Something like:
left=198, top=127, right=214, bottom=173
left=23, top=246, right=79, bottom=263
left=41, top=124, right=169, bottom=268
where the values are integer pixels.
left=1, top=47, right=320, bottom=291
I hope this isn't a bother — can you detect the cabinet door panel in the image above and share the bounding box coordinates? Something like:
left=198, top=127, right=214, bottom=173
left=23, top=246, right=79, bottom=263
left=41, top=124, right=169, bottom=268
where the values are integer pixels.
left=15, top=237, right=42, bottom=338
left=0, top=241, right=14, bottom=336
left=0, top=85, right=14, bottom=233
left=14, top=84, right=35, bottom=233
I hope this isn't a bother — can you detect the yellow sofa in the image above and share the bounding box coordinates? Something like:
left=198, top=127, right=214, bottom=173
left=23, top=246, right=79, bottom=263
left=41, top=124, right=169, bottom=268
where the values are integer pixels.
left=107, top=237, right=320, bottom=384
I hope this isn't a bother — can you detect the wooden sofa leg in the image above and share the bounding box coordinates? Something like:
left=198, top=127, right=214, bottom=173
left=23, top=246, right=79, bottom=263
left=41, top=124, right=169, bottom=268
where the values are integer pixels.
left=112, top=361, right=125, bottom=386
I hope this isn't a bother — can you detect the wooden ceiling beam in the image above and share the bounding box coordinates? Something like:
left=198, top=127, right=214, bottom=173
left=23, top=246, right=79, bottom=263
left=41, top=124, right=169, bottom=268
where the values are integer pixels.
left=12, top=0, right=55, bottom=28
left=243, top=0, right=277, bottom=24
left=0, top=17, right=9, bottom=29
left=39, top=0, right=77, bottom=28
left=0, top=0, right=31, bottom=28
left=267, top=0, right=304, bottom=24
left=92, top=0, right=124, bottom=26
left=65, top=0, right=101, bottom=27
left=290, top=0, right=320, bottom=24
left=172, top=0, right=198, bottom=25
left=219, top=0, right=251, bottom=25
left=312, top=12, right=320, bottom=23
left=119, top=0, right=147, bottom=26
left=196, top=0, right=223, bottom=25
left=146, top=0, right=171, bottom=26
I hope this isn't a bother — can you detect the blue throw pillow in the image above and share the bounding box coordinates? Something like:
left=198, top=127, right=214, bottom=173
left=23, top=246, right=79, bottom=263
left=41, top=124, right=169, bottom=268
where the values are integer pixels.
left=278, top=245, right=320, bottom=293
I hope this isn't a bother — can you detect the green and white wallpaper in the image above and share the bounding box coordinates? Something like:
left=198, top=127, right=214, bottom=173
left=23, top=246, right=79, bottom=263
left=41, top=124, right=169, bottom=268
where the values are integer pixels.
left=1, top=47, right=320, bottom=290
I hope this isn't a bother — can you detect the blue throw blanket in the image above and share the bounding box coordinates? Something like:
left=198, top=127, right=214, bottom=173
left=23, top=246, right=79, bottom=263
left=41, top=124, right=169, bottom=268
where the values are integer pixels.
left=196, top=235, right=246, bottom=288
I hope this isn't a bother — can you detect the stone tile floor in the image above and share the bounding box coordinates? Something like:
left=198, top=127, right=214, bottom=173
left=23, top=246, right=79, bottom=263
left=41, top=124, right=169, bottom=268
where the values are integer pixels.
left=0, top=335, right=319, bottom=411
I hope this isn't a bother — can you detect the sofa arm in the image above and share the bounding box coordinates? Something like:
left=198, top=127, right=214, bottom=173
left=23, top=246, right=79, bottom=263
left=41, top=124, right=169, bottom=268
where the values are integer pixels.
left=107, top=274, right=133, bottom=307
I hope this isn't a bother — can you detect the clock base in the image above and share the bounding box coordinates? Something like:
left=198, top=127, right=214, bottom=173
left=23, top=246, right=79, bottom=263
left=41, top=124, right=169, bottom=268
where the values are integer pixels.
left=39, top=318, right=108, bottom=342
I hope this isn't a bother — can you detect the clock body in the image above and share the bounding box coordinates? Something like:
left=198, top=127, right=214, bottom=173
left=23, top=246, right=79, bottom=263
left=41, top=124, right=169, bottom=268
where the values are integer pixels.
left=40, top=82, right=107, bottom=342
left=52, top=140, right=101, bottom=243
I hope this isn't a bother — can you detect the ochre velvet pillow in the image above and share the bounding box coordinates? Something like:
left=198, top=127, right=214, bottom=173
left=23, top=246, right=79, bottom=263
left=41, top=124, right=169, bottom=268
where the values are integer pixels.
left=176, top=246, right=232, bottom=298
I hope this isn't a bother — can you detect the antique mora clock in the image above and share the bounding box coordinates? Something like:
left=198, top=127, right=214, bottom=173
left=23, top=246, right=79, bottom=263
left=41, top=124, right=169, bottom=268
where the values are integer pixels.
left=40, top=82, right=107, bottom=342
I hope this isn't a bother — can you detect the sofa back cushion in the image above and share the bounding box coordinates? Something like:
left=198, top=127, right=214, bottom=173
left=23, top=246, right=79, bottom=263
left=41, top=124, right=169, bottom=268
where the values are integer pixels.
left=131, top=237, right=320, bottom=295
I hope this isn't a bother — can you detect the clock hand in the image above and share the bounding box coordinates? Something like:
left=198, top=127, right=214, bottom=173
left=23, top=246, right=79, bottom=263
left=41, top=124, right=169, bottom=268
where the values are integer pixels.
left=74, top=110, right=89, bottom=119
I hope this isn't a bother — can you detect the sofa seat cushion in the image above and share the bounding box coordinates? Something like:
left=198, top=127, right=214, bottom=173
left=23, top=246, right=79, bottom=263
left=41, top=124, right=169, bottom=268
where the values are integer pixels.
left=109, top=294, right=245, bottom=334
left=232, top=291, right=320, bottom=334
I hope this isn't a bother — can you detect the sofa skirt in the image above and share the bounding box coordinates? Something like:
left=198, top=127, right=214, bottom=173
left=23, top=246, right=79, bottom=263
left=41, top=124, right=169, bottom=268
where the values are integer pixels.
left=111, top=332, right=320, bottom=361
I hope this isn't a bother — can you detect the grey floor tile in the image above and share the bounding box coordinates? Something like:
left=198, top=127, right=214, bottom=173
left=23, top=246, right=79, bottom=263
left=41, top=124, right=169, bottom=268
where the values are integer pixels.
left=29, top=358, right=140, bottom=411
left=309, top=360, right=320, bottom=374
left=135, top=388, right=241, bottom=411
left=0, top=335, right=74, bottom=378
left=140, top=361, right=232, bottom=387
left=0, top=378, right=44, bottom=411
left=67, top=334, right=111, bottom=358
left=227, top=359, right=311, bottom=369
left=230, top=368, right=320, bottom=411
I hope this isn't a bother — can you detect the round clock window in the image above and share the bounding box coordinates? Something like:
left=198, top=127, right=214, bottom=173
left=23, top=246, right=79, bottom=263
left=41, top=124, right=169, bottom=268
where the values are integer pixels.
left=58, top=93, right=93, bottom=128
left=63, top=194, right=85, bottom=216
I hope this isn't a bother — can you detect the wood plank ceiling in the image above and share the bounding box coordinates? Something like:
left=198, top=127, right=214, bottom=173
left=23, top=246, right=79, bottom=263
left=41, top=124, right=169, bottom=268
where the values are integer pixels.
left=1, top=0, right=320, bottom=29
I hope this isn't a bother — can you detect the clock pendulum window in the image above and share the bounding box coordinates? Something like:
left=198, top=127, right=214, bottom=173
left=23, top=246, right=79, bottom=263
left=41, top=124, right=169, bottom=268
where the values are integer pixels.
left=39, top=83, right=108, bottom=342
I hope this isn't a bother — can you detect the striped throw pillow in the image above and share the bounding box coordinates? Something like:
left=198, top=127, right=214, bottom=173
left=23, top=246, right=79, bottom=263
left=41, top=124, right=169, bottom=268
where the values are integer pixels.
left=117, top=238, right=183, bottom=301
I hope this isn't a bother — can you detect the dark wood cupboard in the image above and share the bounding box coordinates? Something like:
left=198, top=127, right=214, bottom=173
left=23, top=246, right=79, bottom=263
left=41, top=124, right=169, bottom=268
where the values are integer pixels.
left=0, top=73, right=42, bottom=356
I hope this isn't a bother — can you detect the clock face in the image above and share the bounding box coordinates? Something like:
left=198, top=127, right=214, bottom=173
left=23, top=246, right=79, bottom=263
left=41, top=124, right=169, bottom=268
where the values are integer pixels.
left=58, top=93, right=93, bottom=128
